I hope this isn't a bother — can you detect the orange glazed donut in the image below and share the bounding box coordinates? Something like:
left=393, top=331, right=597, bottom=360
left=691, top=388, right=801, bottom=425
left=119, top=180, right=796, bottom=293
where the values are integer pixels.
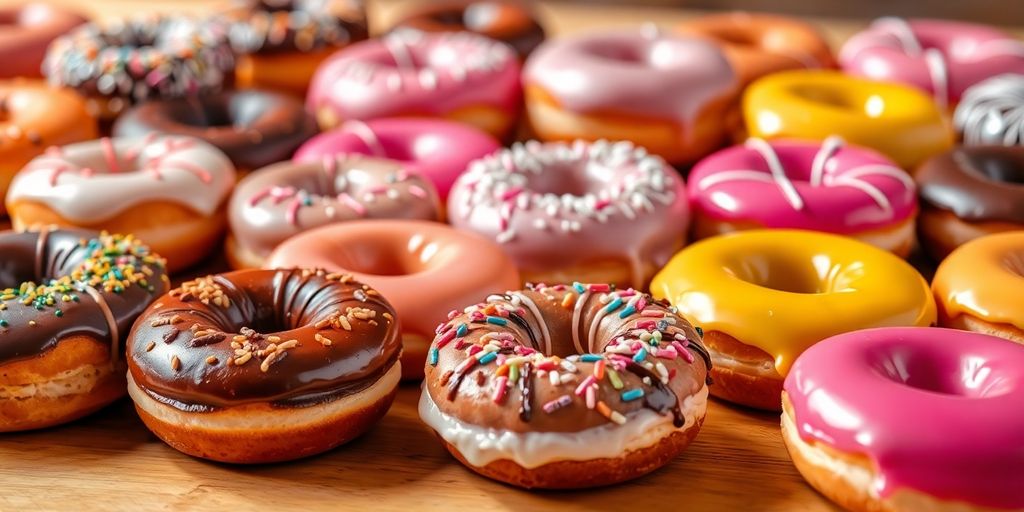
left=127, top=268, right=401, bottom=463
left=266, top=219, right=520, bottom=380
left=6, top=135, right=236, bottom=273
left=0, top=80, right=97, bottom=216
left=0, top=229, right=168, bottom=432
left=419, top=283, right=711, bottom=488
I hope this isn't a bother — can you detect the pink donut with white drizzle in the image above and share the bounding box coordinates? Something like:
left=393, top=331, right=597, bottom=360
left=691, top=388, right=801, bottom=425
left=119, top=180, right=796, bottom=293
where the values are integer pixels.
left=689, top=137, right=918, bottom=257
left=293, top=118, right=501, bottom=200
left=448, top=139, right=688, bottom=289
left=306, top=31, right=521, bottom=140
left=226, top=155, right=442, bottom=269
left=783, top=327, right=1024, bottom=511
left=5, top=134, right=235, bottom=272
left=839, top=18, right=1024, bottom=108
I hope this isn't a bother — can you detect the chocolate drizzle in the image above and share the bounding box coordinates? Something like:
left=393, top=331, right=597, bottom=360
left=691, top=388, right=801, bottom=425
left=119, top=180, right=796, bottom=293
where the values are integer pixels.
left=625, top=361, right=685, bottom=427
left=518, top=362, right=534, bottom=422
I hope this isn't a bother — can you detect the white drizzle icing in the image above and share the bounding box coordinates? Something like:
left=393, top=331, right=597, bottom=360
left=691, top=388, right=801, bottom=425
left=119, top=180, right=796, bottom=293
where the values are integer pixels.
left=954, top=73, right=1024, bottom=146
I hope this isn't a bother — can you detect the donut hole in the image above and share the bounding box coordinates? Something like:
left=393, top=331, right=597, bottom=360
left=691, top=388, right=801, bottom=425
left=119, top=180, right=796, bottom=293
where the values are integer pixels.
left=726, top=253, right=825, bottom=294
left=789, top=84, right=862, bottom=111
left=167, top=100, right=235, bottom=129
left=868, top=347, right=1016, bottom=399
left=1002, top=251, right=1024, bottom=278
left=708, top=29, right=760, bottom=49
left=962, top=152, right=1024, bottom=186
left=322, top=233, right=453, bottom=277
left=522, top=160, right=620, bottom=197
left=587, top=42, right=649, bottom=65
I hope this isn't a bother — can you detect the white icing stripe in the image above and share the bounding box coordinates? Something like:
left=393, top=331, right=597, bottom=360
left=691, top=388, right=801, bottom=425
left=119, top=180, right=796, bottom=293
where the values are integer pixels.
left=745, top=137, right=805, bottom=210
left=419, top=385, right=708, bottom=469
left=810, top=136, right=845, bottom=187
left=511, top=292, right=551, bottom=355
left=342, top=120, right=387, bottom=157
left=571, top=290, right=591, bottom=355
left=954, top=73, right=1024, bottom=146
left=587, top=297, right=615, bottom=354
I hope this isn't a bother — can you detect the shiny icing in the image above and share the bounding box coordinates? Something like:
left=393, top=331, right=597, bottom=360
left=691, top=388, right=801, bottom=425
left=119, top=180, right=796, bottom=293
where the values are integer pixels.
left=933, top=231, right=1024, bottom=331
left=785, top=327, right=1024, bottom=509
left=840, top=17, right=1024, bottom=107
left=651, top=229, right=936, bottom=376
left=306, top=31, right=521, bottom=121
left=447, top=139, right=688, bottom=289
left=915, top=145, right=1024, bottom=224
left=954, top=73, right=1024, bottom=146
left=523, top=28, right=736, bottom=128
left=6, top=135, right=236, bottom=223
left=293, top=118, right=501, bottom=199
left=689, top=137, right=916, bottom=233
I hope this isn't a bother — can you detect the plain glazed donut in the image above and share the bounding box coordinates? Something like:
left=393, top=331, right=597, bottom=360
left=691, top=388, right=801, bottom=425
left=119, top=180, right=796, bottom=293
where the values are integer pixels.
left=6, top=135, right=237, bottom=273
left=126, top=268, right=401, bottom=463
left=419, top=283, right=711, bottom=489
left=0, top=3, right=85, bottom=79
left=113, top=89, right=318, bottom=173
left=0, top=229, right=168, bottom=432
left=0, top=80, right=98, bottom=216
left=783, top=327, right=1024, bottom=512
left=266, top=219, right=520, bottom=380
left=840, top=17, right=1024, bottom=109
left=523, top=28, right=737, bottom=165
left=954, top=73, right=1024, bottom=146
left=388, top=0, right=546, bottom=59
left=293, top=118, right=500, bottom=200
left=915, top=145, right=1024, bottom=260
left=743, top=70, right=953, bottom=169
left=448, top=139, right=688, bottom=289
left=226, top=155, right=442, bottom=269
left=651, top=229, right=936, bottom=411
left=688, top=137, right=918, bottom=257
left=219, top=0, right=368, bottom=97
left=306, top=31, right=522, bottom=140
left=933, top=231, right=1024, bottom=343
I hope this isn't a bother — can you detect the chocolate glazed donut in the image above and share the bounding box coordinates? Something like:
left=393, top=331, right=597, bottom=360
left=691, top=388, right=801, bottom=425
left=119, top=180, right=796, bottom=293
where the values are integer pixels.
left=916, top=146, right=1024, bottom=260
left=126, top=268, right=401, bottom=463
left=389, top=0, right=545, bottom=58
left=112, top=90, right=318, bottom=172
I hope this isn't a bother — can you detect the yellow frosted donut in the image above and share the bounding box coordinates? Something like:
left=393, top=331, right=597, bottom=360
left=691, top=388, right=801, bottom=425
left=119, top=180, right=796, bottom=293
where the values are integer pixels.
left=743, top=70, right=952, bottom=169
left=650, top=229, right=936, bottom=411
left=933, top=231, right=1024, bottom=344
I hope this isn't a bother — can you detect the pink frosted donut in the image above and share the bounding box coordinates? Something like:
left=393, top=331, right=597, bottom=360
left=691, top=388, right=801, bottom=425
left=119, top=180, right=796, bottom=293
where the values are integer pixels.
left=840, top=18, right=1024, bottom=108
left=688, top=137, right=918, bottom=257
left=306, top=31, right=521, bottom=139
left=783, top=327, right=1024, bottom=511
left=448, top=139, right=688, bottom=289
left=293, top=118, right=501, bottom=200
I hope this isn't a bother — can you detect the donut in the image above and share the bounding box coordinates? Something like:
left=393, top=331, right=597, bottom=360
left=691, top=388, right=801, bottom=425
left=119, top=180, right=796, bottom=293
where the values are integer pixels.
left=226, top=155, right=442, bottom=269
left=43, top=14, right=234, bottom=121
left=651, top=229, right=936, bottom=411
left=0, top=3, right=85, bottom=79
left=523, top=28, right=737, bottom=165
left=5, top=135, right=237, bottom=273
left=744, top=70, right=953, bottom=169
left=688, top=137, right=918, bottom=257
left=0, top=229, right=168, bottom=432
left=677, top=12, right=834, bottom=87
left=388, top=0, right=546, bottom=59
left=306, top=31, right=521, bottom=140
left=219, top=0, right=368, bottom=96
left=419, top=283, right=711, bottom=489
left=293, top=118, right=500, bottom=200
left=954, top=73, right=1024, bottom=146
left=783, top=327, right=1024, bottom=512
left=0, top=80, right=98, bottom=216
left=915, top=145, right=1024, bottom=260
left=448, top=139, right=688, bottom=289
left=840, top=17, right=1024, bottom=109
left=126, top=268, right=401, bottom=463
left=933, top=231, right=1024, bottom=343
left=112, top=89, right=318, bottom=173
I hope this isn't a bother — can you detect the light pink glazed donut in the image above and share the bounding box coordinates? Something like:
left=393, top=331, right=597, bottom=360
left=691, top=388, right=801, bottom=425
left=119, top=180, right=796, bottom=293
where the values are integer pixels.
left=293, top=118, right=501, bottom=200
left=448, top=139, right=688, bottom=289
left=783, top=327, right=1024, bottom=512
left=839, top=18, right=1024, bottom=108
left=306, top=31, right=522, bottom=139
left=522, top=27, right=737, bottom=165
left=688, top=137, right=918, bottom=257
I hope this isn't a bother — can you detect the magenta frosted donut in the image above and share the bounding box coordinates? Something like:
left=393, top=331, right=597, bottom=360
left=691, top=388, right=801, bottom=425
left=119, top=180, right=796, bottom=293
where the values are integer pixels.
left=448, top=139, right=688, bottom=289
left=783, top=327, right=1024, bottom=511
left=306, top=31, right=521, bottom=139
left=688, top=137, right=918, bottom=257
left=293, top=118, right=500, bottom=200
left=840, top=18, right=1024, bottom=108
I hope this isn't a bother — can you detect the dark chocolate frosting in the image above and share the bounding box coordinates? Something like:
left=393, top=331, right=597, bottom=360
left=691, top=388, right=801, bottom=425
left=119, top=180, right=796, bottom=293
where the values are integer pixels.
left=220, top=0, right=369, bottom=54
left=112, top=89, right=318, bottom=170
left=0, top=229, right=169, bottom=364
left=390, top=0, right=545, bottom=58
left=916, top=145, right=1024, bottom=223
left=127, top=268, right=401, bottom=410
